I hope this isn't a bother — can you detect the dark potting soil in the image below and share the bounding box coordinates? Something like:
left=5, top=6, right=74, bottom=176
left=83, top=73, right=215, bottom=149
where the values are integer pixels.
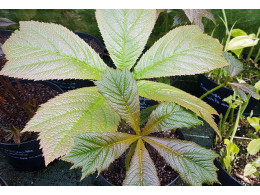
left=82, top=37, right=103, bottom=56
left=101, top=124, right=179, bottom=186
left=0, top=82, right=59, bottom=144
left=214, top=117, right=260, bottom=186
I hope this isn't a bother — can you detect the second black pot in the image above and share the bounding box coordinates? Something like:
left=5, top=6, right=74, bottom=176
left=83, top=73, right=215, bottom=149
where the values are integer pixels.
left=0, top=80, right=64, bottom=171
left=197, top=74, right=257, bottom=116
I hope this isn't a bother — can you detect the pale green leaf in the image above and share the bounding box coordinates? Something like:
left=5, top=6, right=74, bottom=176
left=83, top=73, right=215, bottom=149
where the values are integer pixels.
left=133, top=25, right=228, bottom=80
left=227, top=34, right=259, bottom=51
left=247, top=138, right=260, bottom=155
left=223, top=139, right=239, bottom=173
left=137, top=80, right=221, bottom=137
left=1, top=21, right=107, bottom=80
left=244, top=163, right=258, bottom=177
left=96, top=9, right=156, bottom=70
left=142, top=102, right=203, bottom=136
left=63, top=132, right=138, bottom=179
left=123, top=139, right=160, bottom=186
left=254, top=80, right=260, bottom=91
left=247, top=116, right=260, bottom=133
left=95, top=68, right=140, bottom=133
left=23, top=87, right=120, bottom=165
left=143, top=136, right=218, bottom=185
left=231, top=29, right=247, bottom=37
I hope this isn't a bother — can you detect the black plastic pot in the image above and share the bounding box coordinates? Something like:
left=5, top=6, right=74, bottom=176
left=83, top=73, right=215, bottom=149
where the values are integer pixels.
left=0, top=175, right=8, bottom=186
left=0, top=80, right=63, bottom=171
left=214, top=160, right=242, bottom=186
left=197, top=74, right=257, bottom=116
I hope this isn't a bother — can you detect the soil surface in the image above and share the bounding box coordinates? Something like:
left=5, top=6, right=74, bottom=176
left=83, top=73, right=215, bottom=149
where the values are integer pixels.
left=101, top=123, right=180, bottom=186
left=0, top=81, right=59, bottom=144
left=81, top=37, right=103, bottom=56
left=0, top=176, right=7, bottom=186
left=215, top=117, right=260, bottom=186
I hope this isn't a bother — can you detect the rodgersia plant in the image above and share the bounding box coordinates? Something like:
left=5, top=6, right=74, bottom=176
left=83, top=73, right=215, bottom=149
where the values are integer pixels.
left=1, top=10, right=230, bottom=185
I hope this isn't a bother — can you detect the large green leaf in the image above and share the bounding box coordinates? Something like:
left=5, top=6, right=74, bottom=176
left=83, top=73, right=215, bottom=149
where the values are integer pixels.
left=137, top=80, right=221, bottom=137
left=95, top=68, right=140, bottom=134
left=143, top=136, right=218, bottom=185
left=63, top=132, right=138, bottom=179
left=1, top=21, right=107, bottom=80
left=96, top=9, right=156, bottom=70
left=142, top=102, right=203, bottom=136
left=133, top=25, right=229, bottom=80
left=23, top=87, right=120, bottom=165
left=123, top=139, right=160, bottom=186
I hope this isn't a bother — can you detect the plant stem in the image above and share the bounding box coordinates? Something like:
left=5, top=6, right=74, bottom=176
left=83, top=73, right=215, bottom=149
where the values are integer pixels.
left=229, top=107, right=235, bottom=124
left=253, top=48, right=260, bottom=63
left=230, top=105, right=242, bottom=143
left=247, top=27, right=260, bottom=60
left=121, top=119, right=125, bottom=133
left=200, top=82, right=226, bottom=100
left=220, top=105, right=232, bottom=135
left=165, top=11, right=168, bottom=33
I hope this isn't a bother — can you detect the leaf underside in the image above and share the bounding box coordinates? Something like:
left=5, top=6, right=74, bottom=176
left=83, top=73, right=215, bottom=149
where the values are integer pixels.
left=143, top=136, right=218, bottom=186
left=95, top=68, right=140, bottom=133
left=223, top=52, right=243, bottom=77
left=1, top=21, right=107, bottom=80
left=137, top=80, right=221, bottom=137
left=63, top=132, right=138, bottom=179
left=183, top=9, right=216, bottom=31
left=23, top=87, right=120, bottom=165
left=133, top=25, right=229, bottom=80
left=142, top=102, right=203, bottom=136
left=123, top=139, right=160, bottom=186
left=229, top=82, right=259, bottom=100
left=96, top=9, right=157, bottom=70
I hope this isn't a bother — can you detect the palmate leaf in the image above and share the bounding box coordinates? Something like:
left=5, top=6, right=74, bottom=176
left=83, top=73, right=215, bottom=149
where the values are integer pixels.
left=1, top=21, right=107, bottom=80
left=95, top=68, right=140, bottom=133
left=142, top=102, right=203, bottom=136
left=96, top=9, right=156, bottom=70
left=23, top=87, right=120, bottom=165
left=123, top=139, right=160, bottom=186
left=137, top=80, right=221, bottom=137
left=143, top=136, right=218, bottom=186
left=133, top=25, right=229, bottom=80
left=63, top=132, right=138, bottom=179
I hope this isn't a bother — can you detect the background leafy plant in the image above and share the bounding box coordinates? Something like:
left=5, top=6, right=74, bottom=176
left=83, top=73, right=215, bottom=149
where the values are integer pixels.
left=1, top=9, right=230, bottom=185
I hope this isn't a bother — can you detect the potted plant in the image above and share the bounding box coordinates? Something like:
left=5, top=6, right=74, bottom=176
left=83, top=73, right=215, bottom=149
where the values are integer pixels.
left=197, top=9, right=260, bottom=116
left=0, top=9, right=230, bottom=185
left=0, top=77, right=63, bottom=171
left=207, top=79, right=259, bottom=186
